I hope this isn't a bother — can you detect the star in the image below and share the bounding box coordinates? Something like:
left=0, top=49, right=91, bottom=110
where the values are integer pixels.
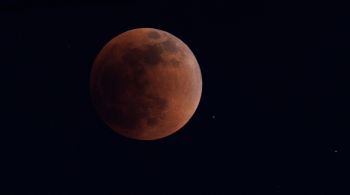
left=212, top=115, right=216, bottom=119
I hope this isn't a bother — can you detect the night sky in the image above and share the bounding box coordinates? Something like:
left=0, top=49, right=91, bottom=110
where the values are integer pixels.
left=2, top=0, right=349, bottom=194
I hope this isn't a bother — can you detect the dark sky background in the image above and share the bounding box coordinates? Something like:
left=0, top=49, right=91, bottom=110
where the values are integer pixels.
left=2, top=0, right=349, bottom=194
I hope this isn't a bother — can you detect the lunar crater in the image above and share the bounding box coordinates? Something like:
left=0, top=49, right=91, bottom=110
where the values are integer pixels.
left=147, top=31, right=161, bottom=39
left=169, top=58, right=180, bottom=67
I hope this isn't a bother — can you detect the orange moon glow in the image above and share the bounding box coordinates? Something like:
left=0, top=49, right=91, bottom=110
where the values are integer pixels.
left=90, top=28, right=202, bottom=140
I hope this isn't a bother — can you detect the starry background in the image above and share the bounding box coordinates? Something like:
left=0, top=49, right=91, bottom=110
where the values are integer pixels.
left=1, top=0, right=349, bottom=194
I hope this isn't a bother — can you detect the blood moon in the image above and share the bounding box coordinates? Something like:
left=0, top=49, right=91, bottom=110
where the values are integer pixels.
left=90, top=28, right=202, bottom=140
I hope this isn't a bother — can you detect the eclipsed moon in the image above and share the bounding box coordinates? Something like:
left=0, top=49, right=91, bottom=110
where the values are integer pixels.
left=90, top=28, right=202, bottom=140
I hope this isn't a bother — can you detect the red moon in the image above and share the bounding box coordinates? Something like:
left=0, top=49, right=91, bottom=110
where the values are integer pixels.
left=90, top=28, right=202, bottom=140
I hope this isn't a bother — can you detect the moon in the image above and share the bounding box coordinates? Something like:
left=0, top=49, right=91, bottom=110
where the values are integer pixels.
left=90, top=28, right=202, bottom=140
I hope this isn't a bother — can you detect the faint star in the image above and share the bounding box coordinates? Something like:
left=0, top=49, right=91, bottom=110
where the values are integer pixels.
left=334, top=150, right=338, bottom=153
left=212, top=115, right=215, bottom=119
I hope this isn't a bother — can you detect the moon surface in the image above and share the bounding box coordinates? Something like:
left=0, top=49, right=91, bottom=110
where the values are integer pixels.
left=90, top=28, right=202, bottom=140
